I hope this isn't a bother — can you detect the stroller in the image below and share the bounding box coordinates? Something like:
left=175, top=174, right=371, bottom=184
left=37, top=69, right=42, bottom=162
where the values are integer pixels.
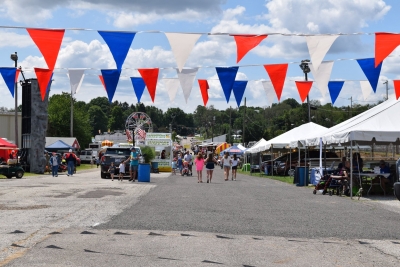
left=181, top=161, right=192, bottom=176
left=313, top=174, right=346, bottom=196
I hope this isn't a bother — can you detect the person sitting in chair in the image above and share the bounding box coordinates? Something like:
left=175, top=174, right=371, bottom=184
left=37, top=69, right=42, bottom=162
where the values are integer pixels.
left=376, top=160, right=392, bottom=193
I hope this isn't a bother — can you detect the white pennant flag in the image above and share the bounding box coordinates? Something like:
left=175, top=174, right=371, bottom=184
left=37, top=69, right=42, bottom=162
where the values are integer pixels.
left=360, top=80, right=373, bottom=100
left=163, top=78, right=180, bottom=102
left=165, top=33, right=201, bottom=72
left=177, top=68, right=198, bottom=103
left=262, top=81, right=276, bottom=107
left=67, top=69, right=85, bottom=94
left=306, top=35, right=339, bottom=71
left=309, top=61, right=334, bottom=97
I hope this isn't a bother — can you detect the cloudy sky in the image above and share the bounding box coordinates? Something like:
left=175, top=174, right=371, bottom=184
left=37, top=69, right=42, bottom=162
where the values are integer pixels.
left=0, top=0, right=399, bottom=113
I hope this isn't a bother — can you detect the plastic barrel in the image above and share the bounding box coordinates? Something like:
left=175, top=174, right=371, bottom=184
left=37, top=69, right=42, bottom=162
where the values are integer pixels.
left=138, top=163, right=150, bottom=182
left=296, top=166, right=309, bottom=186
left=151, top=162, right=158, bottom=169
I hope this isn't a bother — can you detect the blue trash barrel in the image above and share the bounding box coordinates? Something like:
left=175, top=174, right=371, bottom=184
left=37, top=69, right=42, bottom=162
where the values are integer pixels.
left=138, top=163, right=150, bottom=182
left=151, top=162, right=158, bottom=169
left=296, top=166, right=309, bottom=186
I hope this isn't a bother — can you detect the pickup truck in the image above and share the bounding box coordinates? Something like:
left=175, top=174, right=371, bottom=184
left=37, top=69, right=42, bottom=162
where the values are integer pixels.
left=100, top=147, right=141, bottom=179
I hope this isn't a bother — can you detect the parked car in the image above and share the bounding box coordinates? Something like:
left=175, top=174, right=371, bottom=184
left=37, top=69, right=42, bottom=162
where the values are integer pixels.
left=100, top=147, right=141, bottom=179
left=266, top=150, right=339, bottom=176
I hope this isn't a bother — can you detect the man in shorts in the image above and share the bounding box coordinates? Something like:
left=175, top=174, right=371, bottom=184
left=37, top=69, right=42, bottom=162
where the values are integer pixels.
left=184, top=151, right=193, bottom=173
left=129, top=147, right=139, bottom=182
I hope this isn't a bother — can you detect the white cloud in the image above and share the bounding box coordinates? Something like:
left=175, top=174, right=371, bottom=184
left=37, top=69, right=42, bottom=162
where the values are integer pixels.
left=0, top=30, right=34, bottom=49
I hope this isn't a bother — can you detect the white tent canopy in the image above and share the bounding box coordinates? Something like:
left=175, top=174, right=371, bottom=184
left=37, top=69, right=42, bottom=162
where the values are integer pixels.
left=263, top=122, right=328, bottom=150
left=244, top=138, right=268, bottom=154
left=306, top=98, right=400, bottom=146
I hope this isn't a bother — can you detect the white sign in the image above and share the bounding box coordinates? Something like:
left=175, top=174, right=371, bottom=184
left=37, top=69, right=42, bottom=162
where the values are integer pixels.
left=146, top=133, right=171, bottom=140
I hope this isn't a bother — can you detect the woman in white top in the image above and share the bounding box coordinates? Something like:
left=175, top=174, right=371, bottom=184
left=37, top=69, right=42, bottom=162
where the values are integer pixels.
left=221, top=152, right=232, bottom=181
left=231, top=154, right=240, bottom=181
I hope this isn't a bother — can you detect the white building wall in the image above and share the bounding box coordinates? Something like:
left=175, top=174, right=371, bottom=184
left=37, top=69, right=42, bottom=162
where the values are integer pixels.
left=0, top=112, right=22, bottom=144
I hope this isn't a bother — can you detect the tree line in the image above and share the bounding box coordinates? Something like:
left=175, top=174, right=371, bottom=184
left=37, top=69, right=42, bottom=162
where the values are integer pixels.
left=44, top=93, right=377, bottom=149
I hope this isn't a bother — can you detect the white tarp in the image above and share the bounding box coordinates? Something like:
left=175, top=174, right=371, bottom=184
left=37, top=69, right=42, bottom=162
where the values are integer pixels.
left=305, top=97, right=400, bottom=146
left=261, top=122, right=327, bottom=150
left=244, top=138, right=268, bottom=154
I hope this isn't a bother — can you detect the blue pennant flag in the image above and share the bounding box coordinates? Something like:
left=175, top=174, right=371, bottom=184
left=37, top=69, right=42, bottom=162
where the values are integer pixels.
left=101, top=69, right=121, bottom=103
left=216, top=66, right=239, bottom=103
left=0, top=67, right=17, bottom=97
left=357, top=58, right=382, bottom=93
left=328, top=81, right=345, bottom=105
left=130, top=77, right=146, bottom=103
left=232, top=80, right=247, bottom=107
left=46, top=72, right=54, bottom=95
left=98, top=31, right=136, bottom=70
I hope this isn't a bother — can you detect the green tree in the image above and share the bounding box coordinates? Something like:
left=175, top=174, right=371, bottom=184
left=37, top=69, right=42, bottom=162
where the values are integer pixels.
left=108, top=105, right=125, bottom=131
left=88, top=105, right=108, bottom=136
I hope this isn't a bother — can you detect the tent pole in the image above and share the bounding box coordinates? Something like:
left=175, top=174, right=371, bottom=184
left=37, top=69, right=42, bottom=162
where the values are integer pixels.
left=350, top=140, right=353, bottom=199
left=271, top=146, right=274, bottom=176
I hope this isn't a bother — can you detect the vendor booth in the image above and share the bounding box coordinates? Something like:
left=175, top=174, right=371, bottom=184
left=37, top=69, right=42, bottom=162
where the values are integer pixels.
left=145, top=133, right=172, bottom=172
left=0, top=138, right=18, bottom=163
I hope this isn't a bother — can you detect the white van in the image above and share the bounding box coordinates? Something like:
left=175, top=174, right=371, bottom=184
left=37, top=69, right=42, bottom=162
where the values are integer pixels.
left=79, top=149, right=94, bottom=163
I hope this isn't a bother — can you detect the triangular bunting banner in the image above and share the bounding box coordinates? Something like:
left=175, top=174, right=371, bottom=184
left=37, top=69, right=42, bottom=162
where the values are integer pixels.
left=34, top=68, right=53, bottom=101
left=27, top=28, right=65, bottom=70
left=306, top=35, right=338, bottom=71
left=99, top=75, right=106, bottom=91
left=131, top=77, right=146, bottom=103
left=232, top=35, right=267, bottom=63
left=360, top=80, right=373, bottom=100
left=0, top=67, right=17, bottom=97
left=375, top=32, right=400, bottom=67
left=101, top=69, right=121, bottom=103
left=67, top=69, right=85, bottom=94
left=46, top=73, right=54, bottom=95
left=295, top=81, right=313, bottom=103
left=393, top=80, right=400, bottom=100
left=262, top=81, right=277, bottom=107
left=98, top=31, right=136, bottom=70
left=138, top=68, right=159, bottom=102
left=327, top=81, right=345, bottom=104
left=263, top=64, right=288, bottom=101
left=165, top=33, right=201, bottom=72
left=309, top=61, right=334, bottom=97
left=198, top=79, right=209, bottom=106
left=357, top=58, right=382, bottom=93
left=163, top=78, right=180, bottom=102
left=15, top=68, right=20, bottom=83
left=232, top=80, right=247, bottom=107
left=216, top=66, right=239, bottom=103
left=177, top=68, right=198, bottom=103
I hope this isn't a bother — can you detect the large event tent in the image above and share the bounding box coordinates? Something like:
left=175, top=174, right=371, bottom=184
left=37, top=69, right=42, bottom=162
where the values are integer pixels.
left=244, top=138, right=268, bottom=154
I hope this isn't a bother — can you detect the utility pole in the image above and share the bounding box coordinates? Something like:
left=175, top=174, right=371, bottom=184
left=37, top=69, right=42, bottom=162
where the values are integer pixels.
left=349, top=96, right=353, bottom=118
left=243, top=98, right=246, bottom=147
left=229, top=106, right=232, bottom=144
left=299, top=60, right=311, bottom=123
left=383, top=80, right=389, bottom=100
left=11, top=52, right=18, bottom=146
left=70, top=93, right=74, bottom=137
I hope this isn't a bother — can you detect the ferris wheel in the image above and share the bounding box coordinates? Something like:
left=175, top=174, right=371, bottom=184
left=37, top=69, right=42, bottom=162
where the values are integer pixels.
left=125, top=112, right=153, bottom=141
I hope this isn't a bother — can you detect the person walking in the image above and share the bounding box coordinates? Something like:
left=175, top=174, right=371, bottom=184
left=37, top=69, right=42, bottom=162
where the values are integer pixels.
left=231, top=154, right=240, bottom=181
left=177, top=154, right=183, bottom=175
left=205, top=153, right=218, bottom=183
left=194, top=152, right=205, bottom=183
left=129, top=147, right=139, bottom=182
left=184, top=151, right=193, bottom=174
left=64, top=149, right=77, bottom=176
left=221, top=152, right=232, bottom=181
left=171, top=158, right=177, bottom=175
left=118, top=161, right=125, bottom=181
left=108, top=162, right=116, bottom=181
left=49, top=152, right=60, bottom=177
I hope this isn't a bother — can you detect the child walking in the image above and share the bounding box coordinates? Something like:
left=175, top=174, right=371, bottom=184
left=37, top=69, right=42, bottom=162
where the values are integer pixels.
left=171, top=158, right=177, bottom=175
left=118, top=161, right=125, bottom=181
left=108, top=162, right=116, bottom=181
left=194, top=152, right=205, bottom=183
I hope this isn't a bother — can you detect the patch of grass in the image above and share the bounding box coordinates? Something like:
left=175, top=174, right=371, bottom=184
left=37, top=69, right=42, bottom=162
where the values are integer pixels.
left=238, top=169, right=294, bottom=184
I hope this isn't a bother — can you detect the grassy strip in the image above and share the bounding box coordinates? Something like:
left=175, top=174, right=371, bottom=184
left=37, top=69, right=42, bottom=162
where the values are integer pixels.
left=238, top=169, right=294, bottom=184
left=1, top=164, right=96, bottom=179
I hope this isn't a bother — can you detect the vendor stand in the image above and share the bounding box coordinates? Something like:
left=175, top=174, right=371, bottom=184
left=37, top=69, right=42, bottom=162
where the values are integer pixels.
left=145, top=133, right=172, bottom=172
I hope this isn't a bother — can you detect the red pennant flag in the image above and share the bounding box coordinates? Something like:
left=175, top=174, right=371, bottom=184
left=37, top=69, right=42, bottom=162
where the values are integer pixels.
left=393, top=80, right=400, bottom=100
left=263, top=64, right=288, bottom=101
left=375, top=32, right=400, bottom=67
left=138, top=68, right=159, bottom=102
left=295, top=81, right=313, bottom=103
left=34, top=68, right=53, bottom=101
left=232, top=35, right=267, bottom=63
left=27, top=28, right=65, bottom=70
left=99, top=75, right=106, bottom=91
left=15, top=68, right=20, bottom=83
left=198, top=79, right=209, bottom=106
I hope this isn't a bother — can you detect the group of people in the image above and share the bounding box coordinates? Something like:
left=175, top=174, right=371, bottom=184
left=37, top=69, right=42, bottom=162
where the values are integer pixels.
left=47, top=149, right=77, bottom=177
left=172, top=151, right=240, bottom=183
left=107, top=147, right=139, bottom=182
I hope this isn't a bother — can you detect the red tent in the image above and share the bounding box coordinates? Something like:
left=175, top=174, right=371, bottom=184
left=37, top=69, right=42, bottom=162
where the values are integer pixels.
left=0, top=138, right=18, bottom=162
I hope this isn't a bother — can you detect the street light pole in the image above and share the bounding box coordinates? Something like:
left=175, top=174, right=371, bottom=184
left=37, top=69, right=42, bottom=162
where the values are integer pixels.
left=383, top=80, right=389, bottom=100
left=70, top=93, right=73, bottom=137
left=10, top=52, right=18, bottom=146
left=299, top=59, right=311, bottom=123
